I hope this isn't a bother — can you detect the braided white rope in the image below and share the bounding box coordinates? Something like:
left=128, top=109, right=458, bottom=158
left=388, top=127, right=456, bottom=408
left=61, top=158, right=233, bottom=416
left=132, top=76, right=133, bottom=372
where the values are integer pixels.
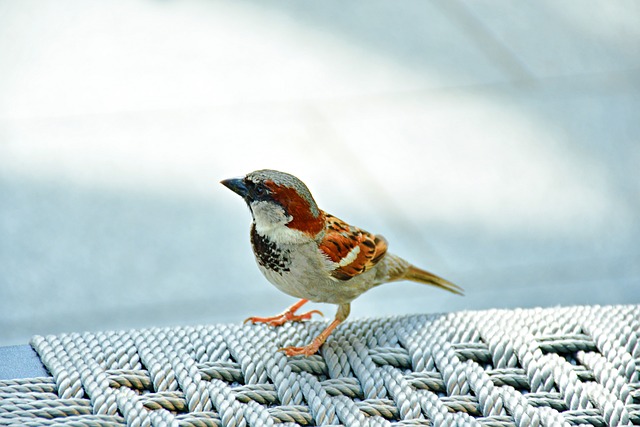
left=0, top=305, right=638, bottom=427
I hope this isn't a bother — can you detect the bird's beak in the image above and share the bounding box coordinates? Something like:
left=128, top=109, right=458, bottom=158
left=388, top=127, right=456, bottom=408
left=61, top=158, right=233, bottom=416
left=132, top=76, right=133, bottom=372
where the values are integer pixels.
left=221, top=177, right=249, bottom=198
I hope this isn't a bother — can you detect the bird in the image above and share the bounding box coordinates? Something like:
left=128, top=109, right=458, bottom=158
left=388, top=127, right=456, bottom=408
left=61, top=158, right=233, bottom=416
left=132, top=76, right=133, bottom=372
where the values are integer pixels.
left=221, top=169, right=462, bottom=357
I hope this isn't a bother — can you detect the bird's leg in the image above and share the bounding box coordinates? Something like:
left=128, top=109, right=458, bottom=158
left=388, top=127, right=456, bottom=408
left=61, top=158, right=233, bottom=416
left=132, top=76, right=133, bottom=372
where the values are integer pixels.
left=279, top=303, right=350, bottom=357
left=244, top=298, right=323, bottom=327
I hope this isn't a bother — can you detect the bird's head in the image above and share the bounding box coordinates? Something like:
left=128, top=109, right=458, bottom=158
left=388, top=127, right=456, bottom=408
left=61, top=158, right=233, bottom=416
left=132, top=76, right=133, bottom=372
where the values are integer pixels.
left=221, top=169, right=325, bottom=240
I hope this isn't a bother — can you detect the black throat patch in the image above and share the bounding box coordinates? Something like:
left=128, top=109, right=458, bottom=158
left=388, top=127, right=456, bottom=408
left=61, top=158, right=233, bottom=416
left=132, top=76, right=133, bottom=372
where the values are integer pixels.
left=250, top=224, right=291, bottom=274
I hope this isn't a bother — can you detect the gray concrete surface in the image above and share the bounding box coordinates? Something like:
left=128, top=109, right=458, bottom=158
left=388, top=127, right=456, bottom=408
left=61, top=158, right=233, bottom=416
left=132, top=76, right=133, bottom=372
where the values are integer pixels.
left=1, top=0, right=639, bottom=346
left=0, top=345, right=48, bottom=379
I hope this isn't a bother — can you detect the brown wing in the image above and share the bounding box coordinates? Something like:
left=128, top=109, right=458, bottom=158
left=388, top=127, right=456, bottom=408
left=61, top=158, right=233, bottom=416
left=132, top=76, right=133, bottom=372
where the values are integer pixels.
left=318, top=213, right=388, bottom=281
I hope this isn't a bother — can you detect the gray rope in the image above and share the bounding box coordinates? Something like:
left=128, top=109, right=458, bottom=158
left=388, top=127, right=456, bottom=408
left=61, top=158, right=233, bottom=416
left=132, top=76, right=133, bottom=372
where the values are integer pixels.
left=0, top=305, right=638, bottom=426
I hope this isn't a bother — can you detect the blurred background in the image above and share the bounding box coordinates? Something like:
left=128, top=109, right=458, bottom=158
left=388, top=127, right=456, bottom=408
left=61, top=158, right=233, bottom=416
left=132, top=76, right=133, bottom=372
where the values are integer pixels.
left=1, top=0, right=639, bottom=347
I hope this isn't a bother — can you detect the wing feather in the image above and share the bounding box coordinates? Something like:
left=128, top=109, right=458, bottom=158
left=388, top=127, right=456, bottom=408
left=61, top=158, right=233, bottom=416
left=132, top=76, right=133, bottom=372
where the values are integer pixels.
left=318, top=213, right=388, bottom=281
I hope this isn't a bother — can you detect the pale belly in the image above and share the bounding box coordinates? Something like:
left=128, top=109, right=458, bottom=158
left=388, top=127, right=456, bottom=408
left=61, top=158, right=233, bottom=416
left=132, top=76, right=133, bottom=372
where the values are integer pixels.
left=255, top=244, right=379, bottom=304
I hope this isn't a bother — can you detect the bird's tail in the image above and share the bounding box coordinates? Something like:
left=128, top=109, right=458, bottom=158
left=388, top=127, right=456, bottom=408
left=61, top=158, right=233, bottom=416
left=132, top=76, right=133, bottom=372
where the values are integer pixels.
left=402, top=265, right=464, bottom=295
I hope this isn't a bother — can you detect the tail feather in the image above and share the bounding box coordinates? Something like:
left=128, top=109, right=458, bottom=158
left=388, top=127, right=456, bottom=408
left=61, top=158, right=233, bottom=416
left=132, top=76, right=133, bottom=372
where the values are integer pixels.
left=403, top=265, right=464, bottom=295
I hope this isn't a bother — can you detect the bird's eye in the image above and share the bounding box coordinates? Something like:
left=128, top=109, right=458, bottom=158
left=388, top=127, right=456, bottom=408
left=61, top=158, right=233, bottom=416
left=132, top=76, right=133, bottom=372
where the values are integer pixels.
left=255, top=186, right=265, bottom=196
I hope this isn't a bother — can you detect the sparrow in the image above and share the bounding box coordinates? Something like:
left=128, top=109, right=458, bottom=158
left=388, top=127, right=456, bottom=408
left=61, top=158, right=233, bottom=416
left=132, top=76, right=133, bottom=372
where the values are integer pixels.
left=221, top=169, right=462, bottom=357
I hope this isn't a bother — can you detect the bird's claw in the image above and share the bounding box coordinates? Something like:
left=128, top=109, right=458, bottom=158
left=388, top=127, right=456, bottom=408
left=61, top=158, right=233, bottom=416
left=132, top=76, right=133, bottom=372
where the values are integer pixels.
left=277, top=344, right=321, bottom=357
left=244, top=309, right=323, bottom=327
left=295, top=309, right=324, bottom=321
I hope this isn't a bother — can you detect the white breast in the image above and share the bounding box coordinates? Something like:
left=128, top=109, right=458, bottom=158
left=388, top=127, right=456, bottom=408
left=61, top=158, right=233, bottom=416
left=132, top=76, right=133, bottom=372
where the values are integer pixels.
left=254, top=237, right=380, bottom=305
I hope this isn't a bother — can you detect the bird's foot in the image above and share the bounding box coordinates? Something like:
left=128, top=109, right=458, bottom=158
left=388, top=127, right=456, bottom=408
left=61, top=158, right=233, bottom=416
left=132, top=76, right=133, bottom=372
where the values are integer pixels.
left=278, top=342, right=322, bottom=357
left=277, top=317, right=343, bottom=357
left=244, top=309, right=323, bottom=327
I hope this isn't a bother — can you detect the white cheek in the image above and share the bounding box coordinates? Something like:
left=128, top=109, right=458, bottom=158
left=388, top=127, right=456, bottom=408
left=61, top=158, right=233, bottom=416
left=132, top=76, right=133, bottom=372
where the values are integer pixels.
left=250, top=202, right=293, bottom=227
left=251, top=201, right=291, bottom=230
left=250, top=200, right=309, bottom=244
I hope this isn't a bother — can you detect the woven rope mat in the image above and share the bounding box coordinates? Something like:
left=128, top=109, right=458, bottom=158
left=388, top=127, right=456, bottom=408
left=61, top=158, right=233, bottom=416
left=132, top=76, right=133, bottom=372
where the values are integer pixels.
left=1, top=305, right=639, bottom=426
